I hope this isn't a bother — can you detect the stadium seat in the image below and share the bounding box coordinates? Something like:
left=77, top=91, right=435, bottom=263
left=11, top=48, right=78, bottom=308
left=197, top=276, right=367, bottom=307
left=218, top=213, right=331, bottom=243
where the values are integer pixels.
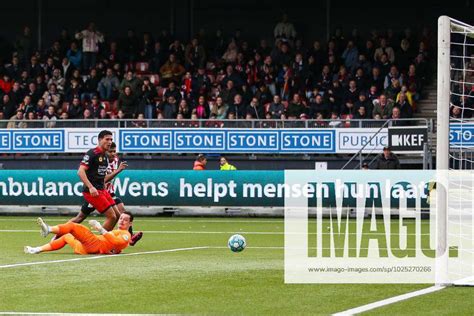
left=135, top=62, right=150, bottom=74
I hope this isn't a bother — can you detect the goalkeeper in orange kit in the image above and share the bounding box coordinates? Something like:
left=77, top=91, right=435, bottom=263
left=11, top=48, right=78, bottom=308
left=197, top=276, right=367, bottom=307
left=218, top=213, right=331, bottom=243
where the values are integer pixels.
left=24, top=212, right=134, bottom=255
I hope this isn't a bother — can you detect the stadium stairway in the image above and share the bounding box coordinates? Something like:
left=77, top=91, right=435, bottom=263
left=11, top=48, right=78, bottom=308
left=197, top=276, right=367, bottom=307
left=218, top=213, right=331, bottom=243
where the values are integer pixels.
left=413, top=82, right=437, bottom=163
left=414, top=82, right=437, bottom=121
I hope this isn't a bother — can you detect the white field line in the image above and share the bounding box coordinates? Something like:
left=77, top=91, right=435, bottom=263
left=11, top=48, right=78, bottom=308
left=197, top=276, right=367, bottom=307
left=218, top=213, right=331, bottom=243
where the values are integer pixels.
left=0, top=246, right=208, bottom=269
left=0, top=218, right=285, bottom=223
left=0, top=229, right=437, bottom=236
left=332, top=285, right=446, bottom=315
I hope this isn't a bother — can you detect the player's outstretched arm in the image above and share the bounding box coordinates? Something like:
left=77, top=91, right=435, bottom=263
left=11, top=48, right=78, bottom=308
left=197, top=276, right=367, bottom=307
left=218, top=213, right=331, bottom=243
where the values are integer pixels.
left=104, top=161, right=128, bottom=183
left=89, top=220, right=107, bottom=235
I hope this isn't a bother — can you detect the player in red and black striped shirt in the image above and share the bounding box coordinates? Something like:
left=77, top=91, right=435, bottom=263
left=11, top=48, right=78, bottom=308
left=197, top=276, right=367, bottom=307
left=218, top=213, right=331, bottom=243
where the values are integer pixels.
left=78, top=142, right=143, bottom=245
left=77, top=130, right=121, bottom=231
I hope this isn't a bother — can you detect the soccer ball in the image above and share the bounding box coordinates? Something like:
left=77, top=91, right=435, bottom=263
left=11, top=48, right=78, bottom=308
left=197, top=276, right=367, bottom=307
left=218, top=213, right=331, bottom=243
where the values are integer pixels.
left=228, top=234, right=246, bottom=252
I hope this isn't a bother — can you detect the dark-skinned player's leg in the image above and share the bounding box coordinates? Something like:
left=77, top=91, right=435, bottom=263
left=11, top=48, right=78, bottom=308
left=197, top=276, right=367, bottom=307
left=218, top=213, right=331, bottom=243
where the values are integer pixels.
left=52, top=202, right=94, bottom=241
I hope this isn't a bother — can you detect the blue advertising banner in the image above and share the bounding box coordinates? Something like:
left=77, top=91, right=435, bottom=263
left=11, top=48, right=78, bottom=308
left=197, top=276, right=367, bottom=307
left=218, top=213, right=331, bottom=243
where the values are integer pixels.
left=450, top=123, right=474, bottom=147
left=0, top=127, right=431, bottom=154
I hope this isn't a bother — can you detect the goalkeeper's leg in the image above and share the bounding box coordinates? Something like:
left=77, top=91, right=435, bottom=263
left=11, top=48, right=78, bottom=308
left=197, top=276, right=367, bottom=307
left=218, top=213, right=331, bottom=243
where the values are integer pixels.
left=25, top=234, right=86, bottom=254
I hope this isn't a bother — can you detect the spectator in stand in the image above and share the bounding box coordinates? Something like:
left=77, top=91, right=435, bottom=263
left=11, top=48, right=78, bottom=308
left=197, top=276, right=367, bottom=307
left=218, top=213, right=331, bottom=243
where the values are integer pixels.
left=355, top=92, right=372, bottom=115
left=384, top=79, right=401, bottom=102
left=0, top=74, right=13, bottom=94
left=221, top=65, right=243, bottom=89
left=369, top=67, right=384, bottom=93
left=43, top=105, right=58, bottom=128
left=384, top=65, right=403, bottom=90
left=394, top=92, right=413, bottom=119
left=185, top=38, right=206, bottom=71
left=28, top=55, right=44, bottom=79
left=139, top=32, right=154, bottom=61
left=7, top=110, right=27, bottom=129
left=67, top=42, right=83, bottom=70
left=120, top=71, right=142, bottom=96
left=160, top=54, right=185, bottom=86
left=169, top=40, right=185, bottom=64
left=405, top=64, right=422, bottom=101
left=389, top=107, right=407, bottom=126
left=352, top=53, right=372, bottom=75
left=268, top=95, right=285, bottom=119
left=67, top=97, right=83, bottom=119
left=87, top=95, right=103, bottom=118
left=64, top=78, right=83, bottom=103
left=177, top=99, right=191, bottom=119
left=1, top=94, right=15, bottom=121
left=372, top=94, right=394, bottom=119
left=228, top=94, right=246, bottom=119
left=375, top=146, right=400, bottom=169
left=163, top=81, right=182, bottom=104
left=220, top=80, right=238, bottom=106
left=98, top=68, right=120, bottom=100
left=158, top=95, right=177, bottom=120
left=254, top=83, right=273, bottom=106
left=215, top=96, right=229, bottom=119
left=354, top=105, right=368, bottom=120
left=61, top=58, right=75, bottom=79
left=274, top=14, right=296, bottom=43
left=374, top=38, right=395, bottom=63
left=246, top=97, right=263, bottom=119
left=341, top=79, right=358, bottom=115
left=7, top=56, right=22, bottom=81
left=150, top=42, right=166, bottom=73
left=26, top=82, right=41, bottom=105
left=397, top=39, right=412, bottom=74
left=117, top=86, right=139, bottom=118
left=9, top=82, right=24, bottom=106
left=328, top=111, right=342, bottom=128
left=43, top=83, right=61, bottom=108
left=82, top=108, right=93, bottom=120
left=75, top=22, right=104, bottom=70
left=82, top=68, right=100, bottom=101
left=353, top=67, right=368, bottom=91
left=15, top=26, right=33, bottom=63
left=48, top=68, right=66, bottom=94
left=47, top=40, right=62, bottom=66
left=19, top=95, right=36, bottom=114
left=35, top=98, right=47, bottom=119
left=192, top=66, right=211, bottom=98
left=287, top=93, right=306, bottom=119
left=342, top=40, right=359, bottom=71
left=140, top=77, right=157, bottom=119
left=104, top=41, right=123, bottom=66
left=194, top=96, right=211, bottom=119
left=309, top=93, right=329, bottom=118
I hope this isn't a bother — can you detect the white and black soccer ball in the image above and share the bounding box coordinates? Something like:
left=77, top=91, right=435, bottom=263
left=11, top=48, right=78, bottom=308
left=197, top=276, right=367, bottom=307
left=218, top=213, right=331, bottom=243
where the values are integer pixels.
left=228, top=234, right=246, bottom=252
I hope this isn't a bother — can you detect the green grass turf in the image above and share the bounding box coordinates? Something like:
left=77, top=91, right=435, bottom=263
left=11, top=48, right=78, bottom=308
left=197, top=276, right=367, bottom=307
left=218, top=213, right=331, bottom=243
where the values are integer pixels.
left=0, top=216, right=472, bottom=315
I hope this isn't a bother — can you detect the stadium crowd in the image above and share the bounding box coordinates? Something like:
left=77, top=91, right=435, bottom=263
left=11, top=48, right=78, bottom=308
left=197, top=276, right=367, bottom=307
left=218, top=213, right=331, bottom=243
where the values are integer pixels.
left=0, top=16, right=435, bottom=128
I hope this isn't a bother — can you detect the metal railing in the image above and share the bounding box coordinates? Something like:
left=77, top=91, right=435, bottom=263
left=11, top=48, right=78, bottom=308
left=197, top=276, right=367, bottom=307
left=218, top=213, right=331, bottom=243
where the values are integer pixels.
left=341, top=118, right=431, bottom=170
left=0, top=118, right=431, bottom=129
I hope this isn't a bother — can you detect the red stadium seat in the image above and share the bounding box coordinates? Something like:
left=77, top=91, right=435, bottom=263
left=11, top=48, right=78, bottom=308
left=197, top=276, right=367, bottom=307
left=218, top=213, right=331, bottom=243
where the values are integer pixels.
left=135, top=62, right=150, bottom=74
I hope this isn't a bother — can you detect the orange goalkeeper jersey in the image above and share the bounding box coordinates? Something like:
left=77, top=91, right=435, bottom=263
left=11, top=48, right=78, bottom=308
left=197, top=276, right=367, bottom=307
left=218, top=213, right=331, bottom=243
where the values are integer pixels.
left=97, top=230, right=131, bottom=254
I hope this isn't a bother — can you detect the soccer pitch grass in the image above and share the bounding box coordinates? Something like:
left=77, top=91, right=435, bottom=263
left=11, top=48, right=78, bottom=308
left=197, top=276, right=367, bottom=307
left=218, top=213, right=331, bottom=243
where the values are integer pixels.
left=0, top=216, right=472, bottom=315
